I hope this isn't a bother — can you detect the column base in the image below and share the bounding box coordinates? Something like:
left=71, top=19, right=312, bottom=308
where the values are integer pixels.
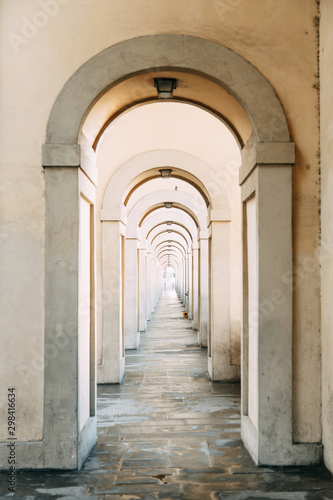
left=208, top=356, right=240, bottom=381
left=198, top=330, right=208, bottom=347
left=78, top=416, right=98, bottom=470
left=98, top=356, right=125, bottom=384
left=242, top=416, right=323, bottom=466
left=125, top=331, right=140, bottom=350
left=0, top=416, right=97, bottom=470
left=139, top=320, right=147, bottom=332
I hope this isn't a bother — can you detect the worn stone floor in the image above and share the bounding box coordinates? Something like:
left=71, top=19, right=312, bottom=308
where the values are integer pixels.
left=2, top=291, right=333, bottom=499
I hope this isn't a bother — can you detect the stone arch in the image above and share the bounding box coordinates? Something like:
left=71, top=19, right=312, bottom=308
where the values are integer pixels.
left=155, top=240, right=187, bottom=258
left=144, top=218, right=195, bottom=248
left=101, top=150, right=230, bottom=213
left=121, top=190, right=208, bottom=349
left=39, top=33, right=311, bottom=472
left=152, top=230, right=189, bottom=251
left=44, top=34, right=290, bottom=146
left=125, top=190, right=207, bottom=236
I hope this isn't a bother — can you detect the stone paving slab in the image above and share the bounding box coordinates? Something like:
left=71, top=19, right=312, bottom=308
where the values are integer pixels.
left=1, top=291, right=333, bottom=498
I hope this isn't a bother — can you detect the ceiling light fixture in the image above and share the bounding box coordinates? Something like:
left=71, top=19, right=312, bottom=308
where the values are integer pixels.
left=165, top=202, right=172, bottom=209
left=159, top=168, right=172, bottom=178
left=154, top=78, right=177, bottom=99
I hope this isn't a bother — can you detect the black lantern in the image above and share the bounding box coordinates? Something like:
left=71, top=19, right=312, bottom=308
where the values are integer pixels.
left=154, top=78, right=177, bottom=99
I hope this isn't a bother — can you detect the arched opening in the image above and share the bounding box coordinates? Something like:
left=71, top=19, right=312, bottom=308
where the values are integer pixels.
left=37, top=34, right=310, bottom=471
left=98, top=102, right=240, bottom=385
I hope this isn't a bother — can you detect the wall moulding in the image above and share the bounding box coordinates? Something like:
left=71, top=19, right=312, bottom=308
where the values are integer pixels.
left=239, top=142, right=296, bottom=186
left=46, top=34, right=290, bottom=146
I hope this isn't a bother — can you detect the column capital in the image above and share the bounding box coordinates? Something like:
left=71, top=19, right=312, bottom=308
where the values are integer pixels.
left=208, top=209, right=231, bottom=222
left=240, top=142, right=295, bottom=185
left=43, top=143, right=98, bottom=185
left=42, top=143, right=80, bottom=167
left=100, top=207, right=127, bottom=225
left=255, top=142, right=295, bottom=164
left=199, top=229, right=209, bottom=239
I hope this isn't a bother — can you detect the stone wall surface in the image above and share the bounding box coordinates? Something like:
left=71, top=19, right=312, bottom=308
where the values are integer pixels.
left=0, top=0, right=320, bottom=449
left=320, top=0, right=333, bottom=475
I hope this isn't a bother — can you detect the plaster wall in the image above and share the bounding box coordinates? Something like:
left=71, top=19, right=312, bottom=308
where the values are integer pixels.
left=0, top=0, right=320, bottom=445
left=320, top=0, right=333, bottom=474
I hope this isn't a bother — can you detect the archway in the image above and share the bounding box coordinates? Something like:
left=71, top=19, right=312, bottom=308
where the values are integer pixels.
left=37, top=34, right=310, bottom=470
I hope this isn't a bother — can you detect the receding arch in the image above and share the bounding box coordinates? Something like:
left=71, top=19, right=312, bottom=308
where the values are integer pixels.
left=163, top=264, right=176, bottom=272
left=101, top=150, right=230, bottom=214
left=92, top=96, right=245, bottom=151
left=157, top=244, right=184, bottom=257
left=138, top=203, right=200, bottom=230
left=45, top=34, right=290, bottom=146
left=152, top=230, right=189, bottom=248
left=125, top=190, right=208, bottom=237
left=39, top=33, right=304, bottom=472
left=160, top=257, right=181, bottom=268
left=123, top=168, right=210, bottom=208
left=154, top=240, right=187, bottom=256
left=147, top=223, right=193, bottom=244
left=157, top=249, right=182, bottom=261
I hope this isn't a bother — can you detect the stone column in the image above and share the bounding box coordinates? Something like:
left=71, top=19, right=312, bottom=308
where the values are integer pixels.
left=185, top=253, right=189, bottom=311
left=188, top=251, right=193, bottom=319
left=208, top=221, right=239, bottom=381
left=181, top=260, right=185, bottom=304
left=199, top=237, right=209, bottom=346
left=154, top=260, right=159, bottom=307
left=146, top=252, right=152, bottom=321
left=98, top=220, right=125, bottom=383
left=176, top=263, right=181, bottom=296
left=124, top=238, right=140, bottom=349
left=192, top=246, right=199, bottom=330
left=240, top=142, right=321, bottom=465
left=42, top=143, right=97, bottom=469
left=150, top=257, right=156, bottom=313
left=139, top=247, right=147, bottom=332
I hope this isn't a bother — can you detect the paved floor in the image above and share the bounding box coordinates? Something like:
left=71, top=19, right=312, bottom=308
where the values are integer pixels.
left=2, top=291, right=333, bottom=499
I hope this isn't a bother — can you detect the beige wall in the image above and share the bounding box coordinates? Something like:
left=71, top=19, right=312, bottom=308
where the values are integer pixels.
left=320, top=0, right=333, bottom=474
left=0, top=0, right=320, bottom=444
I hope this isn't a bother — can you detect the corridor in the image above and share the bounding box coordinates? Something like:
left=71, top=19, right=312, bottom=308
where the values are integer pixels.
left=1, top=292, right=333, bottom=498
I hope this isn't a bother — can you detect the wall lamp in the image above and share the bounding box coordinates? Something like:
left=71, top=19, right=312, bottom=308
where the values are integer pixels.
left=154, top=78, right=177, bottom=99
left=159, top=168, right=172, bottom=178
left=165, top=202, right=173, bottom=209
